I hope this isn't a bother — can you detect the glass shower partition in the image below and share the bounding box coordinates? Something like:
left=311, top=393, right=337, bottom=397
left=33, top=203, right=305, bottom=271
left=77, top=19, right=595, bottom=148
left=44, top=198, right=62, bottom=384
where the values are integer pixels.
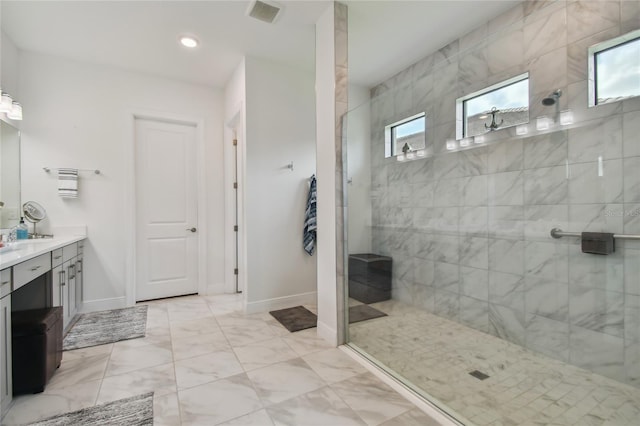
left=343, top=75, right=640, bottom=426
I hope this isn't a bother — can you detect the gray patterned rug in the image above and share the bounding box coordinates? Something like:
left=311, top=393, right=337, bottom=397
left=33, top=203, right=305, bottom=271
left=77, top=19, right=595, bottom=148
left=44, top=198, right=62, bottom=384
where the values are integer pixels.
left=28, top=392, right=153, bottom=425
left=63, top=305, right=148, bottom=350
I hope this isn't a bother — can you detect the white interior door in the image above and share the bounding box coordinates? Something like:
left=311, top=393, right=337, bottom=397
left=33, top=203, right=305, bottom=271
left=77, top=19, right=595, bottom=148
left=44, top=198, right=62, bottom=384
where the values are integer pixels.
left=135, top=118, right=198, bottom=301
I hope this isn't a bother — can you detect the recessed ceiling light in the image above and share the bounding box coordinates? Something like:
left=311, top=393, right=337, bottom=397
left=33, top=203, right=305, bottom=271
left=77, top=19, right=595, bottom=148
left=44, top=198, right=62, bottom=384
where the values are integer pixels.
left=179, top=35, right=199, bottom=48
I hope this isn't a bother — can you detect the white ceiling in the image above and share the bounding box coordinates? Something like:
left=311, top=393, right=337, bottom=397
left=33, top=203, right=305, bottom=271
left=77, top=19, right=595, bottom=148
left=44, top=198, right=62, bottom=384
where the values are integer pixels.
left=1, top=1, right=520, bottom=89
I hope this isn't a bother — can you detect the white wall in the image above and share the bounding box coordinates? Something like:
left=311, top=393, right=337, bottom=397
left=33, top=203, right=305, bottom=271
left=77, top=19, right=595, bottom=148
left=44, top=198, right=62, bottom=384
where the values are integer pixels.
left=242, top=55, right=317, bottom=312
left=346, top=85, right=371, bottom=254
left=315, top=3, right=338, bottom=345
left=18, top=52, right=225, bottom=310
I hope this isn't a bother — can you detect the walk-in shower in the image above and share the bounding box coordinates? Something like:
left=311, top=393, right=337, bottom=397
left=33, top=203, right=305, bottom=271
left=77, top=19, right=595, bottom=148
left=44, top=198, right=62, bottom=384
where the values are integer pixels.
left=343, top=2, right=640, bottom=425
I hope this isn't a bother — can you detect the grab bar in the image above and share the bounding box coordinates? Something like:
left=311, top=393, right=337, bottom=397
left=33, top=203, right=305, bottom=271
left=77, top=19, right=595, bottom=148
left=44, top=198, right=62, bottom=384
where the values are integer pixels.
left=550, top=228, right=640, bottom=241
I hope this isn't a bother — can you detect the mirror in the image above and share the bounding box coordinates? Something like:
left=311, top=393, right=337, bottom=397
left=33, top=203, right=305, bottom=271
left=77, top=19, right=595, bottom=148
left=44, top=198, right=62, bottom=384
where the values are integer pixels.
left=0, top=119, right=21, bottom=229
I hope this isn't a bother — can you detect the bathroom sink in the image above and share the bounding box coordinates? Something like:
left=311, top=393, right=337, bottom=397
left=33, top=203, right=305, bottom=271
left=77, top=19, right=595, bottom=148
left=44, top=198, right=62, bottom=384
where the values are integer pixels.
left=0, top=243, right=17, bottom=254
left=0, top=239, right=54, bottom=255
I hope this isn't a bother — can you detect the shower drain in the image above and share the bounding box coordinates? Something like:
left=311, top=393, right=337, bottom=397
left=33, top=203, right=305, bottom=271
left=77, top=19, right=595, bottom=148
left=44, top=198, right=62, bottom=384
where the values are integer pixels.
left=469, top=370, right=490, bottom=380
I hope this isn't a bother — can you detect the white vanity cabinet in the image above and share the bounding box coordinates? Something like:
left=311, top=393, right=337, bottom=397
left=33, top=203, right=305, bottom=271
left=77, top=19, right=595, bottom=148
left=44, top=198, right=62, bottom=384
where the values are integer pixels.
left=52, top=242, right=81, bottom=330
left=51, top=264, right=63, bottom=313
left=0, top=269, right=12, bottom=415
left=0, top=236, right=86, bottom=418
left=75, top=241, right=84, bottom=313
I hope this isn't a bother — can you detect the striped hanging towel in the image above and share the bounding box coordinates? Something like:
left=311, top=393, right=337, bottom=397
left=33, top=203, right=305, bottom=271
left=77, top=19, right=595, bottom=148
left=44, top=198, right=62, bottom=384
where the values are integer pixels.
left=58, top=168, right=79, bottom=198
left=303, top=174, right=317, bottom=255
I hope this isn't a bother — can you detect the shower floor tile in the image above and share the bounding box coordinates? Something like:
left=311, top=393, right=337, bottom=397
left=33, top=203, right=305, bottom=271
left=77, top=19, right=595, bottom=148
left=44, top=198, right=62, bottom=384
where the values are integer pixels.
left=349, top=299, right=640, bottom=426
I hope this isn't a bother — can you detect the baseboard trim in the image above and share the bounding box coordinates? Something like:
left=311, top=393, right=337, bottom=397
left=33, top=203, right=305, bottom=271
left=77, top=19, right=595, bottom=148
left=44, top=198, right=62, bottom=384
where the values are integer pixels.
left=79, top=296, right=127, bottom=313
left=206, top=283, right=227, bottom=295
left=245, top=291, right=317, bottom=314
left=340, top=345, right=463, bottom=426
left=316, top=320, right=338, bottom=346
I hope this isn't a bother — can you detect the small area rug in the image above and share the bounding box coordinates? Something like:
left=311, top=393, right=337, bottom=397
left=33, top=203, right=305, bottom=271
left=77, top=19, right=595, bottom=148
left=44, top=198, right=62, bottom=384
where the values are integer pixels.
left=270, top=304, right=388, bottom=332
left=28, top=392, right=153, bottom=426
left=349, top=304, right=387, bottom=323
left=63, top=305, right=148, bottom=350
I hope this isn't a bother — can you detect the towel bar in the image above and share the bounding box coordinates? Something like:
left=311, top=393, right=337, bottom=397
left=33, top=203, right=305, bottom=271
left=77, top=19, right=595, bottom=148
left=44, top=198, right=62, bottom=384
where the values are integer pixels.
left=550, top=228, right=640, bottom=241
left=43, top=167, right=100, bottom=175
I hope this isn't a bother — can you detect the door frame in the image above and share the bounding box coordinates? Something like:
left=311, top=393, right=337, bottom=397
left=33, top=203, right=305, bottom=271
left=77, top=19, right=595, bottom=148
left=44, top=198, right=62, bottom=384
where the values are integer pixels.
left=124, top=109, right=207, bottom=306
left=224, top=104, right=247, bottom=296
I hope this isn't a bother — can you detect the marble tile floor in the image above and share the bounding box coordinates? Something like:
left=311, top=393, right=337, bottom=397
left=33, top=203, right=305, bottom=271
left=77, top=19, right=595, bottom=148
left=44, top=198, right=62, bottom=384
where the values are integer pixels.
left=349, top=299, right=640, bottom=426
left=2, top=294, right=445, bottom=426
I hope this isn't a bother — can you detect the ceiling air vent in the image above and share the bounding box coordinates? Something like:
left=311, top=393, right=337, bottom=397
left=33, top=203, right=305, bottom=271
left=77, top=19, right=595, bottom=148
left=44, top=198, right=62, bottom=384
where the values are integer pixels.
left=246, top=0, right=282, bottom=24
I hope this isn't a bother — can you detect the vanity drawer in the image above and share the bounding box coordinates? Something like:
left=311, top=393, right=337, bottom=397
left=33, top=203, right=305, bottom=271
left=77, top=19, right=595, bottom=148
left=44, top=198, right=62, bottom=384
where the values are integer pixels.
left=77, top=240, right=85, bottom=254
left=0, top=269, right=11, bottom=298
left=13, top=254, right=51, bottom=290
left=63, top=243, right=78, bottom=263
left=51, top=248, right=64, bottom=267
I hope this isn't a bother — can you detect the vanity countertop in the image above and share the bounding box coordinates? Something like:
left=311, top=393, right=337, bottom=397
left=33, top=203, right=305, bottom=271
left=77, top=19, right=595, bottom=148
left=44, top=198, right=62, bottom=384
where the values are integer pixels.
left=0, top=235, right=86, bottom=270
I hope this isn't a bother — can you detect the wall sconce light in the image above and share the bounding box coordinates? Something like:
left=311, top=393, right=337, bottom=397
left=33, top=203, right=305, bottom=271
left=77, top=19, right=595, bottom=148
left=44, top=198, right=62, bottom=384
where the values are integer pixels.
left=7, top=102, right=22, bottom=121
left=0, top=92, right=13, bottom=113
left=446, top=139, right=457, bottom=151
left=536, top=116, right=552, bottom=131
left=560, top=110, right=574, bottom=126
left=516, top=124, right=528, bottom=135
left=0, top=90, right=23, bottom=120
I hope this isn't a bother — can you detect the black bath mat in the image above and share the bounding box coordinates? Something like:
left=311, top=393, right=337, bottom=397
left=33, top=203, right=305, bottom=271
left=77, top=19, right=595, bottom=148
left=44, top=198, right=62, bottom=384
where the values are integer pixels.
left=270, top=306, right=317, bottom=332
left=349, top=305, right=387, bottom=324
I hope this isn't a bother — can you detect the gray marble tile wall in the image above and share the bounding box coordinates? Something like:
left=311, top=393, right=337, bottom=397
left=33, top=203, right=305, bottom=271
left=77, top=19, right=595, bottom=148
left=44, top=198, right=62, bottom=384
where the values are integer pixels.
left=359, top=0, right=640, bottom=387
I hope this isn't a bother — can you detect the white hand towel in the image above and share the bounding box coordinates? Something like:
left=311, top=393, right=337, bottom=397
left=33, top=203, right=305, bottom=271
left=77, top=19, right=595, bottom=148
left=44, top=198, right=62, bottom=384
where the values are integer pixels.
left=58, top=168, right=79, bottom=198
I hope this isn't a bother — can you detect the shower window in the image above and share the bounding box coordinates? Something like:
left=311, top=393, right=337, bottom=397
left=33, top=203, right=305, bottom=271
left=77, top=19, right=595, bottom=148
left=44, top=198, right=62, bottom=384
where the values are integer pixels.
left=384, top=112, right=425, bottom=158
left=456, top=73, right=529, bottom=139
left=589, top=29, right=640, bottom=106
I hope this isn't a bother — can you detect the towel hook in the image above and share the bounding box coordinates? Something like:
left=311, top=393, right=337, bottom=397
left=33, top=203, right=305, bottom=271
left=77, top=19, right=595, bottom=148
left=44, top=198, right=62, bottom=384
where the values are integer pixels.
left=286, top=161, right=294, bottom=171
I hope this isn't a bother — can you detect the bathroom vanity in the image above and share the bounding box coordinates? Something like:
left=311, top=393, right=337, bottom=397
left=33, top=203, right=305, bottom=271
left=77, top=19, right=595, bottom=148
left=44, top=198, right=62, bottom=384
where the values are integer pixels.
left=0, top=235, right=86, bottom=414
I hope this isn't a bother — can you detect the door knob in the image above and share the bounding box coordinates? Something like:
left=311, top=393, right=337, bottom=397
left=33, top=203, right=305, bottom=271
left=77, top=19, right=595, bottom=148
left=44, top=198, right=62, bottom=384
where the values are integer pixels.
left=187, top=227, right=197, bottom=233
